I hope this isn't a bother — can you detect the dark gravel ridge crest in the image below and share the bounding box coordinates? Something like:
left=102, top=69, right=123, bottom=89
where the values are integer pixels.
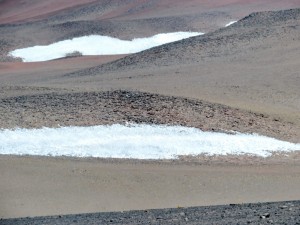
left=1, top=200, right=300, bottom=225
left=64, top=8, right=300, bottom=77
left=0, top=90, right=298, bottom=142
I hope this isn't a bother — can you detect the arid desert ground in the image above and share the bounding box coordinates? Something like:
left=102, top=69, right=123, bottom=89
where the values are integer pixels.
left=0, top=0, right=300, bottom=222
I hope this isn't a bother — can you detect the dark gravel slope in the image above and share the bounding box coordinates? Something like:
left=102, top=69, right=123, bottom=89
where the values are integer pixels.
left=65, top=8, right=300, bottom=77
left=0, top=90, right=298, bottom=142
left=2, top=201, right=300, bottom=225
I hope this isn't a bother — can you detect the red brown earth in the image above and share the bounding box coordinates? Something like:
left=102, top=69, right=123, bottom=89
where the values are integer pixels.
left=1, top=0, right=300, bottom=57
left=0, top=55, right=126, bottom=85
left=0, top=0, right=97, bottom=24
left=0, top=0, right=300, bottom=220
left=1, top=0, right=300, bottom=24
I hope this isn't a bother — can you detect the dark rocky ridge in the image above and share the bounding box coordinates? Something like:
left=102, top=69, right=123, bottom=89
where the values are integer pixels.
left=0, top=90, right=298, bottom=142
left=65, top=8, right=300, bottom=77
left=2, top=201, right=300, bottom=224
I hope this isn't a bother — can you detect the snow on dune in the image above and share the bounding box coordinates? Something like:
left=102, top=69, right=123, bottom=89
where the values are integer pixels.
left=9, top=32, right=203, bottom=62
left=225, top=21, right=237, bottom=27
left=0, top=124, right=299, bottom=159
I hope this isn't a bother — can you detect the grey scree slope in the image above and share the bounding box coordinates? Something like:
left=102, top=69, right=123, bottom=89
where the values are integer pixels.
left=1, top=201, right=300, bottom=225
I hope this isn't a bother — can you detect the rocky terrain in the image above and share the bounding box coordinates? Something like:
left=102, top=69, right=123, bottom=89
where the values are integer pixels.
left=0, top=90, right=298, bottom=142
left=2, top=201, right=300, bottom=225
left=70, top=8, right=300, bottom=73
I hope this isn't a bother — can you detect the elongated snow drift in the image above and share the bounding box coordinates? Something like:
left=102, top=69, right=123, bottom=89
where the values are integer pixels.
left=9, top=32, right=203, bottom=62
left=225, top=21, right=237, bottom=27
left=0, top=124, right=299, bottom=159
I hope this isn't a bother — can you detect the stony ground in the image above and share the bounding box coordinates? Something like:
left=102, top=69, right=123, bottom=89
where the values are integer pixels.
left=67, top=8, right=300, bottom=75
left=0, top=90, right=298, bottom=142
left=1, top=201, right=300, bottom=225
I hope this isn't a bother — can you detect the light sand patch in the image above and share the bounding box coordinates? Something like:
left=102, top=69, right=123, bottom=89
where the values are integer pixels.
left=1, top=155, right=300, bottom=218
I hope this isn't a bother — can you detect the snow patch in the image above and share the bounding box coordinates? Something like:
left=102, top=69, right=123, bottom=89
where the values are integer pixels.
left=9, top=32, right=203, bottom=62
left=0, top=124, right=299, bottom=159
left=225, top=21, right=237, bottom=27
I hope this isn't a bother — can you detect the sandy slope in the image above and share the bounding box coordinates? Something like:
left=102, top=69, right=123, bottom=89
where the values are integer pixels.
left=0, top=55, right=126, bottom=86
left=1, top=155, right=300, bottom=219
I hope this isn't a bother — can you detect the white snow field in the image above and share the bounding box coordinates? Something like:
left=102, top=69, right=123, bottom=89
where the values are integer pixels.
left=9, top=32, right=203, bottom=62
left=225, top=21, right=238, bottom=27
left=0, top=124, right=299, bottom=159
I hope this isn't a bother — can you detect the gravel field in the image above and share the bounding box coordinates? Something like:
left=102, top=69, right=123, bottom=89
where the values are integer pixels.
left=0, top=90, right=298, bottom=142
left=67, top=8, right=300, bottom=75
left=1, top=201, right=300, bottom=225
